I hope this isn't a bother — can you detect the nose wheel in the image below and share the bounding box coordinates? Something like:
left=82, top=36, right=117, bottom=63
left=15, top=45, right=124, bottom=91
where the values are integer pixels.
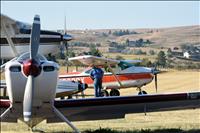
left=138, top=91, right=147, bottom=95
left=137, top=87, right=147, bottom=95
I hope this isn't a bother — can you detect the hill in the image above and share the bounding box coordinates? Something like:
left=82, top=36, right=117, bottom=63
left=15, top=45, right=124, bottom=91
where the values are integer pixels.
left=67, top=25, right=200, bottom=48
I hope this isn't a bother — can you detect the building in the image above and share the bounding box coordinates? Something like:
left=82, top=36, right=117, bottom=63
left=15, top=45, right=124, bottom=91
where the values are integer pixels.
left=183, top=51, right=200, bottom=60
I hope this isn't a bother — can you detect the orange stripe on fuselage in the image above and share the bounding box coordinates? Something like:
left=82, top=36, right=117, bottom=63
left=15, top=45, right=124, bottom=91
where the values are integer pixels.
left=83, top=73, right=153, bottom=84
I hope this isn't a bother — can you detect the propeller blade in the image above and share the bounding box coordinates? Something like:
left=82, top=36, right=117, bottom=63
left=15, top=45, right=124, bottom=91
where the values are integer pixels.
left=64, top=15, right=66, bottom=35
left=30, top=15, right=40, bottom=59
left=64, top=15, right=69, bottom=51
left=155, top=73, right=158, bottom=93
left=152, top=64, right=159, bottom=93
left=23, top=15, right=41, bottom=122
left=23, top=75, right=34, bottom=122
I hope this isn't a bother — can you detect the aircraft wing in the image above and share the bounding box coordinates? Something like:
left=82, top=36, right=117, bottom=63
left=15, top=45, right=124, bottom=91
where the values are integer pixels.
left=68, top=55, right=120, bottom=66
left=47, top=91, right=200, bottom=122
left=1, top=92, right=200, bottom=122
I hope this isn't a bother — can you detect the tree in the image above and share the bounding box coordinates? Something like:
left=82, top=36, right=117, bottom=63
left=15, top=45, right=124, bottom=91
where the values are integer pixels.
left=135, top=38, right=144, bottom=47
left=89, top=45, right=102, bottom=57
left=138, top=38, right=144, bottom=44
left=149, top=50, right=155, bottom=55
left=126, top=39, right=129, bottom=46
left=108, top=30, right=112, bottom=35
left=167, top=48, right=173, bottom=58
left=134, top=49, right=146, bottom=55
left=141, top=58, right=152, bottom=67
left=102, top=32, right=108, bottom=37
left=47, top=53, right=57, bottom=62
left=115, top=55, right=124, bottom=60
left=156, top=51, right=166, bottom=67
left=146, top=39, right=151, bottom=44
left=66, top=51, right=75, bottom=58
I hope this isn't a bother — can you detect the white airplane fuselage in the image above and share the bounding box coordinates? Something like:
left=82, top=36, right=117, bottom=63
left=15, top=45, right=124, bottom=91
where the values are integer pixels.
left=5, top=53, right=59, bottom=106
left=1, top=14, right=70, bottom=59
left=60, top=66, right=154, bottom=90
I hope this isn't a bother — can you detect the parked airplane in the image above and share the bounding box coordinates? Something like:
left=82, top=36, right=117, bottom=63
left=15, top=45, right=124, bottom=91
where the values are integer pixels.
left=59, top=55, right=159, bottom=96
left=0, top=14, right=72, bottom=59
left=0, top=14, right=86, bottom=99
left=1, top=15, right=200, bottom=133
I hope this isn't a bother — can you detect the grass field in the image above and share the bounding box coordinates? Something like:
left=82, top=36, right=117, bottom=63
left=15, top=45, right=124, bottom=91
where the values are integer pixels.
left=1, top=70, right=200, bottom=133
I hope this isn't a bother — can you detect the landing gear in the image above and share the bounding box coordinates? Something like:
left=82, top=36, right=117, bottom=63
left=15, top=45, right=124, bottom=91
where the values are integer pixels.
left=138, top=91, right=147, bottom=95
left=101, top=90, right=109, bottom=97
left=60, top=97, right=65, bottom=100
left=110, top=89, right=120, bottom=96
left=52, top=105, right=80, bottom=133
left=68, top=95, right=73, bottom=99
left=137, top=87, right=147, bottom=95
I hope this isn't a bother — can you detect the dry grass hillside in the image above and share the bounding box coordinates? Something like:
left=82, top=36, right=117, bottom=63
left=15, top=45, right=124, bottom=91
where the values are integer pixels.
left=68, top=25, right=200, bottom=48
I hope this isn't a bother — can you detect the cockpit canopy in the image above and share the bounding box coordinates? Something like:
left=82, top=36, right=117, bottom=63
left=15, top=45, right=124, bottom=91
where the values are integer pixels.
left=16, top=21, right=31, bottom=30
left=118, top=61, right=134, bottom=70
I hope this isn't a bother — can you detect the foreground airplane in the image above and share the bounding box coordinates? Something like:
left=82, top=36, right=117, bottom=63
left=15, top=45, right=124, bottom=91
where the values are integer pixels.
left=1, top=15, right=200, bottom=133
left=0, top=14, right=72, bottom=59
left=0, top=14, right=85, bottom=97
left=59, top=55, right=159, bottom=96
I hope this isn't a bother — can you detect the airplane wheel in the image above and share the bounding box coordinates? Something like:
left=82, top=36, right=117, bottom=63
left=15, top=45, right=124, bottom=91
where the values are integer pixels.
left=138, top=91, right=147, bottom=95
left=101, top=90, right=109, bottom=97
left=110, top=89, right=120, bottom=96
left=68, top=95, right=73, bottom=99
left=60, top=97, right=65, bottom=100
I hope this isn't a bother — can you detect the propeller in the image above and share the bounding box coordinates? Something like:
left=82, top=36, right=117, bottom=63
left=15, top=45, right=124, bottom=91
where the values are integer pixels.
left=23, top=15, right=41, bottom=122
left=155, top=71, right=158, bottom=93
left=152, top=65, right=159, bottom=93
left=64, top=16, right=68, bottom=57
left=62, top=15, right=72, bottom=72
left=59, top=16, right=72, bottom=62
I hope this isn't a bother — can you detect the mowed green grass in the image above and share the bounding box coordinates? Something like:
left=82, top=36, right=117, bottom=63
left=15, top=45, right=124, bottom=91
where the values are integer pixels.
left=1, top=70, right=200, bottom=133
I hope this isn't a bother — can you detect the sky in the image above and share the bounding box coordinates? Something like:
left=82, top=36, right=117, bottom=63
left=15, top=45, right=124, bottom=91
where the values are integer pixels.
left=1, top=1, right=199, bottom=30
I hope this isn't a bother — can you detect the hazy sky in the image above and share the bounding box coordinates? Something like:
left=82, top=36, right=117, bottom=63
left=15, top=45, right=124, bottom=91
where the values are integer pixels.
left=1, top=1, right=199, bottom=30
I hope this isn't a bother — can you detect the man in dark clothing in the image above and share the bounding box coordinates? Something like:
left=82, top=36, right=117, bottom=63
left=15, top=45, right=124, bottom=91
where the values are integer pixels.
left=90, top=66, right=104, bottom=97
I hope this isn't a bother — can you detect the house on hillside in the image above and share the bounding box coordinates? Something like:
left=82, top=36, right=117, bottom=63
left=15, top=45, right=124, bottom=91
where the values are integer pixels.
left=183, top=51, right=200, bottom=60
left=128, top=41, right=137, bottom=47
left=108, top=47, right=122, bottom=53
left=171, top=49, right=183, bottom=57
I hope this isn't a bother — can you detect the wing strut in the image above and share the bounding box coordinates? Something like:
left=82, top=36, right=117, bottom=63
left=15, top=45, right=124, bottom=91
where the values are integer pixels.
left=107, top=64, right=123, bottom=87
left=52, top=105, right=80, bottom=133
left=1, top=22, right=18, bottom=57
left=0, top=103, right=12, bottom=120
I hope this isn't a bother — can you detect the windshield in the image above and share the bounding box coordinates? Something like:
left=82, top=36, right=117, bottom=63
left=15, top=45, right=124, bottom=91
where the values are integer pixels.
left=118, top=61, right=133, bottom=70
left=16, top=21, right=31, bottom=29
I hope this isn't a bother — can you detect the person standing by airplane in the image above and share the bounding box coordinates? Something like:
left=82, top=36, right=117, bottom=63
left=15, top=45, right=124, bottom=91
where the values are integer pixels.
left=90, top=65, right=104, bottom=97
